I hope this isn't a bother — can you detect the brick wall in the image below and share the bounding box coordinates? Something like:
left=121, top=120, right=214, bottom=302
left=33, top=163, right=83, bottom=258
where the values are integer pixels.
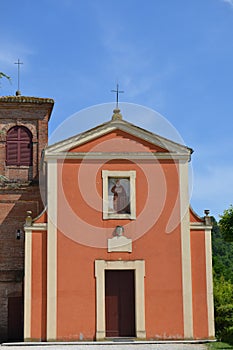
left=0, top=185, right=43, bottom=342
left=0, top=280, right=23, bottom=341
left=0, top=96, right=54, bottom=341
left=0, top=99, right=52, bottom=181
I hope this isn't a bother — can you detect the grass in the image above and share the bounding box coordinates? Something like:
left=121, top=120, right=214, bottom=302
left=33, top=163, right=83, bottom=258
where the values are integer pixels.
left=207, top=342, right=233, bottom=350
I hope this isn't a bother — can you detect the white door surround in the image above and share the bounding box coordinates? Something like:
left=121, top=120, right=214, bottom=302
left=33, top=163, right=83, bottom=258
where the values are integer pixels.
left=95, top=260, right=146, bottom=340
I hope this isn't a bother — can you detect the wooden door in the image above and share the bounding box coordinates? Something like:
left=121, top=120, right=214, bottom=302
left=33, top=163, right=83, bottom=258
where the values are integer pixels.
left=105, top=270, right=135, bottom=337
left=8, top=296, right=24, bottom=341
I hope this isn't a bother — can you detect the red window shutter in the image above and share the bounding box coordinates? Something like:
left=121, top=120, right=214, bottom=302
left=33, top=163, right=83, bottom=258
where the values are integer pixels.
left=19, top=142, right=31, bottom=166
left=6, top=142, right=18, bottom=165
left=19, top=127, right=30, bottom=141
left=6, top=126, right=32, bottom=166
left=7, top=126, right=18, bottom=140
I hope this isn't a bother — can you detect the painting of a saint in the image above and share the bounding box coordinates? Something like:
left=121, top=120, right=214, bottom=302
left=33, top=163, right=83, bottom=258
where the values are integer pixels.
left=108, top=178, right=130, bottom=214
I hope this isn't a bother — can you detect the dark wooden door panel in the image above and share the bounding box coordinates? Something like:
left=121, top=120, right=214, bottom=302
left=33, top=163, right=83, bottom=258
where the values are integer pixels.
left=8, top=296, right=24, bottom=341
left=119, top=270, right=135, bottom=336
left=105, top=295, right=119, bottom=337
left=105, top=270, right=135, bottom=337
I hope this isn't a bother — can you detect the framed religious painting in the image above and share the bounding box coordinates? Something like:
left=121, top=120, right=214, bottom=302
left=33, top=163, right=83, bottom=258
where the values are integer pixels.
left=102, top=170, right=136, bottom=219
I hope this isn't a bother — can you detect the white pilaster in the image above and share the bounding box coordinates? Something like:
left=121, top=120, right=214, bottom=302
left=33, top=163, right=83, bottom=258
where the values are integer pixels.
left=205, top=228, right=215, bottom=338
left=47, top=159, right=57, bottom=341
left=24, top=228, right=32, bottom=340
left=179, top=161, right=193, bottom=338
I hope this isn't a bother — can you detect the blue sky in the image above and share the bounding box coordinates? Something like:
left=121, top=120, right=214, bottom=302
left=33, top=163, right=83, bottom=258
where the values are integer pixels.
left=1, top=0, right=233, bottom=219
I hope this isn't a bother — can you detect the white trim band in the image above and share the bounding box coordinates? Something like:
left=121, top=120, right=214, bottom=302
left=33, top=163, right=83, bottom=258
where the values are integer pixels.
left=24, top=223, right=47, bottom=231
left=190, top=222, right=212, bottom=230
left=45, top=152, right=190, bottom=161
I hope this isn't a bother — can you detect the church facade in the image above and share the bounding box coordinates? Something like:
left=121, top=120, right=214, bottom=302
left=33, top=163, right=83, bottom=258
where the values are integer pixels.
left=24, top=107, right=215, bottom=341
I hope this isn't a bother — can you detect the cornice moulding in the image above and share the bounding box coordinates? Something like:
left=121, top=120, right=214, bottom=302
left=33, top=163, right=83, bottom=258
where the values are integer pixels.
left=24, top=223, right=47, bottom=231
left=46, top=120, right=192, bottom=156
left=190, top=223, right=212, bottom=230
left=45, top=152, right=190, bottom=161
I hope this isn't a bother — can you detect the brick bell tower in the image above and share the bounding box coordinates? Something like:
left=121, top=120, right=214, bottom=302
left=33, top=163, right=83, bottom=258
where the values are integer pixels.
left=0, top=95, right=54, bottom=342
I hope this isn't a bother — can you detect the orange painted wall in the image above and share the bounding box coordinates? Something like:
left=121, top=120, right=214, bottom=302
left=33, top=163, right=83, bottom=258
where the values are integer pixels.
left=191, top=229, right=208, bottom=338
left=190, top=208, right=204, bottom=223
left=31, top=230, right=47, bottom=340
left=70, top=130, right=168, bottom=153
left=56, top=149, right=184, bottom=340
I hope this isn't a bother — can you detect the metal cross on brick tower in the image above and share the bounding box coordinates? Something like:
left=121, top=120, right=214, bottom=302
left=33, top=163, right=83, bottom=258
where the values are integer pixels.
left=111, top=83, right=124, bottom=109
left=14, top=58, right=23, bottom=96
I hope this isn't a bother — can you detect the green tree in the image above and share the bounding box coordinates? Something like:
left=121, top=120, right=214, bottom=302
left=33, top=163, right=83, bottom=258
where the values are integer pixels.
left=212, top=218, right=233, bottom=283
left=214, top=275, right=233, bottom=343
left=219, top=205, right=233, bottom=242
left=212, top=212, right=233, bottom=344
left=0, top=72, right=10, bottom=80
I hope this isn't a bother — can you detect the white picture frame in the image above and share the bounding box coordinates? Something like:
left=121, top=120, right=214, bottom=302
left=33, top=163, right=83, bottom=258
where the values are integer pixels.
left=102, top=170, right=136, bottom=220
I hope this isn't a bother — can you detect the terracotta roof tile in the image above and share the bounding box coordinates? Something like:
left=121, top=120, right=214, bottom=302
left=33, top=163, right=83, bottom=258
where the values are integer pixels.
left=0, top=96, right=54, bottom=104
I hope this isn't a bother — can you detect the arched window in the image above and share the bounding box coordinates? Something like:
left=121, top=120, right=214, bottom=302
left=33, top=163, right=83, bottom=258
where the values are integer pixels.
left=6, top=126, right=32, bottom=166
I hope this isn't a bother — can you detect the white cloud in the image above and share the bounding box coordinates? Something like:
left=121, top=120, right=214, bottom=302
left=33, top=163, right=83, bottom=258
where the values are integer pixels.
left=222, top=0, right=233, bottom=8
left=191, top=164, right=233, bottom=218
left=193, top=165, right=233, bottom=197
left=91, top=5, right=160, bottom=100
left=0, top=41, right=34, bottom=71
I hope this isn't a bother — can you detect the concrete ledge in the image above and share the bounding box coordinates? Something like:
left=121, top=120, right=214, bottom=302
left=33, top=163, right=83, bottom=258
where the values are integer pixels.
left=1, top=339, right=216, bottom=346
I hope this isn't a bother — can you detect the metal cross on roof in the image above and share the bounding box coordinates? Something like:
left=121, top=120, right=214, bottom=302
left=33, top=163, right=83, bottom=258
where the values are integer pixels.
left=111, top=83, right=124, bottom=109
left=14, top=58, right=23, bottom=96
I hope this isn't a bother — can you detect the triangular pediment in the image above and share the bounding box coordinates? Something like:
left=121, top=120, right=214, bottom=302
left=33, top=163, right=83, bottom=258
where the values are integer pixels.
left=45, top=119, right=192, bottom=159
